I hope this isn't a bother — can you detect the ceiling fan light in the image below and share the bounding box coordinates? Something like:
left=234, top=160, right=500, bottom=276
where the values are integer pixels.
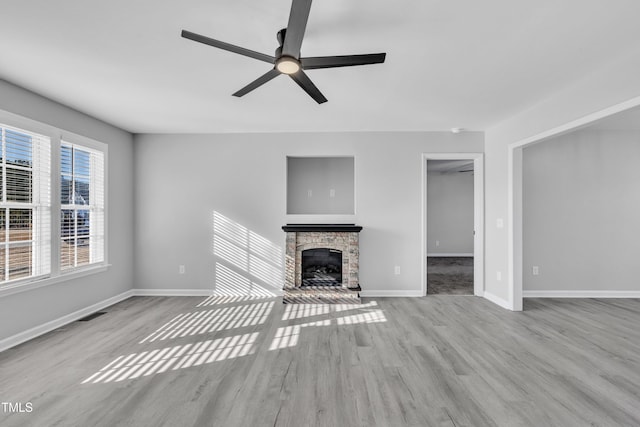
left=276, top=57, right=300, bottom=74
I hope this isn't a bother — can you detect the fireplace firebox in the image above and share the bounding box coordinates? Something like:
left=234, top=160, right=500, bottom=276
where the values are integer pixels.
left=302, top=248, right=342, bottom=286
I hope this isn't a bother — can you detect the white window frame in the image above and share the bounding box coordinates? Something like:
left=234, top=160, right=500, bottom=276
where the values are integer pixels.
left=0, top=124, right=51, bottom=282
left=0, top=110, right=109, bottom=298
left=59, top=139, right=105, bottom=271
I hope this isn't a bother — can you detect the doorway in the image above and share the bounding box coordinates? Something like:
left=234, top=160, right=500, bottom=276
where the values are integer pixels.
left=422, top=154, right=484, bottom=296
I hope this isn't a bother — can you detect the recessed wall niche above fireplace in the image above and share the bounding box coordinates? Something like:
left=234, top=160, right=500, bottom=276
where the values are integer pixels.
left=286, top=156, right=355, bottom=215
left=283, top=224, right=362, bottom=304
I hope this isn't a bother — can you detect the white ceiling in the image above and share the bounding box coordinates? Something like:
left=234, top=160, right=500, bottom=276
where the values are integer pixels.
left=2, top=0, right=640, bottom=134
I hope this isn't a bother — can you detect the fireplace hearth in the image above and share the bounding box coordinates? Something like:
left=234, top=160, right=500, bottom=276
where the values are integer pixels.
left=283, top=224, right=362, bottom=304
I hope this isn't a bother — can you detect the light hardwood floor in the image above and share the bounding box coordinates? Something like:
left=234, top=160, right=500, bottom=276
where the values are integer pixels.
left=1, top=295, right=640, bottom=426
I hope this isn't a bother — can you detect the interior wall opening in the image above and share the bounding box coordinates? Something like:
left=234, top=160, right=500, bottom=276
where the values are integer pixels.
left=521, top=106, right=640, bottom=299
left=426, top=160, right=475, bottom=295
left=509, top=99, right=640, bottom=311
left=423, top=153, right=484, bottom=297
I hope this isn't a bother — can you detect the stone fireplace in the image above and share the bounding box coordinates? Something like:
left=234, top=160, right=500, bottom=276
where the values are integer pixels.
left=283, top=224, right=362, bottom=303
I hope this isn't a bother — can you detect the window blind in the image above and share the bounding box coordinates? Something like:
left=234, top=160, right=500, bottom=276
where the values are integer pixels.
left=60, top=142, right=104, bottom=270
left=0, top=124, right=51, bottom=283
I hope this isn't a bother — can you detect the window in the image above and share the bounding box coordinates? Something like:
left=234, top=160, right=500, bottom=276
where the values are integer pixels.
left=0, top=125, right=51, bottom=283
left=60, top=142, right=105, bottom=270
left=0, top=117, right=107, bottom=290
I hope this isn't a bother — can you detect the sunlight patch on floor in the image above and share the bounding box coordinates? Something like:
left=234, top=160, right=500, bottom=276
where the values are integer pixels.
left=336, top=310, right=387, bottom=325
left=197, top=295, right=275, bottom=307
left=270, top=305, right=387, bottom=351
left=282, top=301, right=379, bottom=320
left=269, top=320, right=331, bottom=350
left=140, top=301, right=274, bottom=343
left=282, top=304, right=330, bottom=320
left=83, top=333, right=259, bottom=384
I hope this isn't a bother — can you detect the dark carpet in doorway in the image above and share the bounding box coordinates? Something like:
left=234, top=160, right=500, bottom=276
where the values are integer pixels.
left=427, top=257, right=473, bottom=295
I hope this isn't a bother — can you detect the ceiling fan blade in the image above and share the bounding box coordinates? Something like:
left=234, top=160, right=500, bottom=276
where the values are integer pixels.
left=181, top=30, right=275, bottom=64
left=232, top=69, right=281, bottom=97
left=289, top=70, right=327, bottom=104
left=301, top=53, right=386, bottom=69
left=282, top=0, right=312, bottom=58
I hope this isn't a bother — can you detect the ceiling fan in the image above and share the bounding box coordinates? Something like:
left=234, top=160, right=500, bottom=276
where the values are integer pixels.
left=181, top=0, right=386, bottom=104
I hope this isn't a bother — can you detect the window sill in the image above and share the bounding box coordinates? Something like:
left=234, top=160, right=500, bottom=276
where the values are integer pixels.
left=0, top=264, right=111, bottom=299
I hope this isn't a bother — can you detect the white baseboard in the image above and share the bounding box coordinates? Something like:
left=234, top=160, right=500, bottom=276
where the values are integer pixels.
left=360, top=290, right=424, bottom=297
left=132, top=288, right=213, bottom=297
left=427, top=253, right=474, bottom=257
left=483, top=291, right=513, bottom=310
left=135, top=288, right=425, bottom=298
left=0, top=290, right=134, bottom=353
left=524, top=290, right=640, bottom=298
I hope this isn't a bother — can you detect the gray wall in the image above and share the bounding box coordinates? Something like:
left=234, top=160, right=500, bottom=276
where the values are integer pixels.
left=134, top=132, right=483, bottom=296
left=427, top=171, right=474, bottom=255
left=0, top=80, right=134, bottom=341
left=287, top=156, right=355, bottom=214
left=523, top=129, right=640, bottom=291
left=485, top=49, right=640, bottom=308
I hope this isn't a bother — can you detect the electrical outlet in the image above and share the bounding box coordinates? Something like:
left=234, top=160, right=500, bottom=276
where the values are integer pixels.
left=435, top=240, right=440, bottom=247
left=496, top=271, right=502, bottom=281
left=179, top=265, right=185, bottom=274
left=532, top=266, right=539, bottom=276
left=307, top=189, right=312, bottom=198
left=329, top=189, right=335, bottom=198
left=496, top=218, right=504, bottom=229
left=394, top=266, right=401, bottom=275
